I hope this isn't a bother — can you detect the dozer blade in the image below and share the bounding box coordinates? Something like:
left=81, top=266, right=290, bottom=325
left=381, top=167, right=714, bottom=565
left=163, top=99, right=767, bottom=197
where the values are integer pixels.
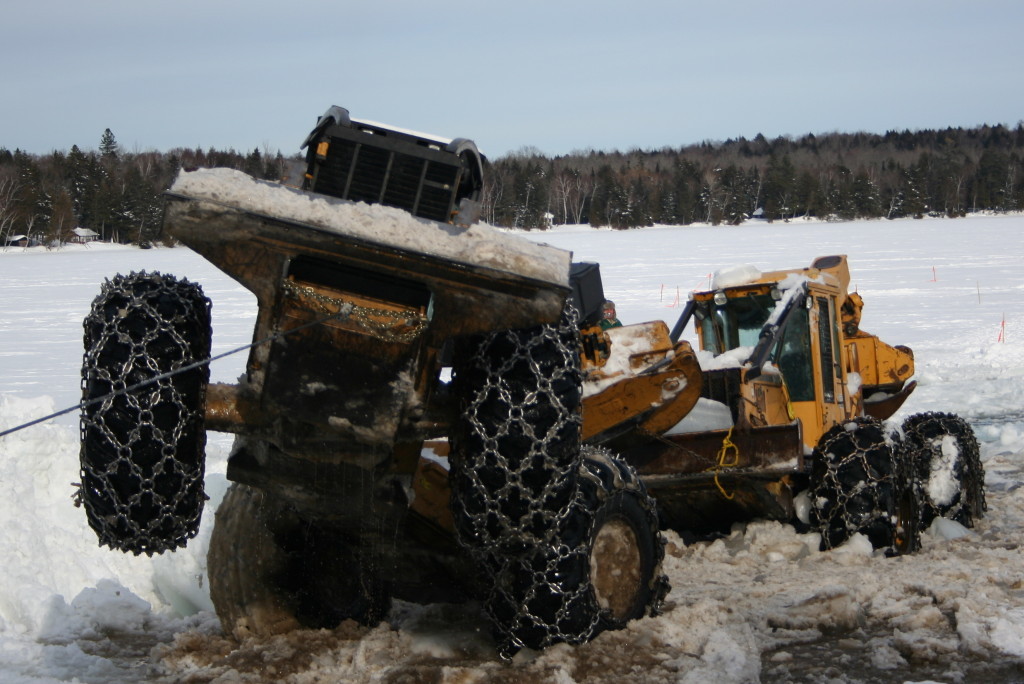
left=582, top=342, right=703, bottom=446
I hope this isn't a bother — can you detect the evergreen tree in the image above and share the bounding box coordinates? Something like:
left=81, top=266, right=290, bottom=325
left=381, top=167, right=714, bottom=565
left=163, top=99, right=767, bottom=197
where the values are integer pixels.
left=100, top=129, right=119, bottom=160
left=762, top=154, right=796, bottom=220
left=850, top=171, right=881, bottom=218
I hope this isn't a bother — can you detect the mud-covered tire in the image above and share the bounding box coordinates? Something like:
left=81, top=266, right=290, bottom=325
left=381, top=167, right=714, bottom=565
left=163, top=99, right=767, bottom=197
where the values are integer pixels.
left=579, top=447, right=668, bottom=632
left=79, top=271, right=211, bottom=555
left=902, top=412, right=986, bottom=528
left=809, top=418, right=920, bottom=555
left=479, top=448, right=668, bottom=657
left=208, top=483, right=391, bottom=641
left=449, top=304, right=583, bottom=553
left=207, top=484, right=300, bottom=640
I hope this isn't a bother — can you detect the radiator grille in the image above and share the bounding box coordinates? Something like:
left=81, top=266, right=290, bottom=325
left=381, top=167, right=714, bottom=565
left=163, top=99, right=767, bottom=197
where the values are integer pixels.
left=311, top=136, right=462, bottom=223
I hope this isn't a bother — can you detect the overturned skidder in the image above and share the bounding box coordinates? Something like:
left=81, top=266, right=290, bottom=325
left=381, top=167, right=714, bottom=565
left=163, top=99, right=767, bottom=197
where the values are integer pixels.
left=77, top=107, right=667, bottom=659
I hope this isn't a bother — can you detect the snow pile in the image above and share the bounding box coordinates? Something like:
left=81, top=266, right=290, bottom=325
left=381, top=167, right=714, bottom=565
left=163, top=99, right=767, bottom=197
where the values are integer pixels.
left=1, top=214, right=1024, bottom=681
left=711, top=263, right=762, bottom=289
left=170, top=168, right=571, bottom=287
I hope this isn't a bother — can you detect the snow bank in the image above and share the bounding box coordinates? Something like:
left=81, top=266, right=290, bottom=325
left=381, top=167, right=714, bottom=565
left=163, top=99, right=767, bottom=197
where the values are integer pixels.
left=170, top=168, right=571, bottom=287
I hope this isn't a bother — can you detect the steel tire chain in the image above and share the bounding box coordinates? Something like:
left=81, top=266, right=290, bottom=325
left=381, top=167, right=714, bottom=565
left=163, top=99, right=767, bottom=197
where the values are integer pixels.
left=809, top=417, right=909, bottom=553
left=901, top=411, right=986, bottom=527
left=450, top=304, right=593, bottom=656
left=451, top=304, right=583, bottom=553
left=79, top=271, right=211, bottom=555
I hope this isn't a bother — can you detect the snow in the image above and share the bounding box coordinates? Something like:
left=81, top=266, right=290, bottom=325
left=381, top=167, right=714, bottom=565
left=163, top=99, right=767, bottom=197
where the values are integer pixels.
left=2, top=213, right=1024, bottom=682
left=170, top=168, right=571, bottom=288
left=664, top=397, right=734, bottom=435
left=712, top=263, right=763, bottom=289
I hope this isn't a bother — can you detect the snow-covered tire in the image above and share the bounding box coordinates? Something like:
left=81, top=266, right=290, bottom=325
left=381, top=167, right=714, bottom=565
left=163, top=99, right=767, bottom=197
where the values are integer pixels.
left=902, top=412, right=986, bottom=528
left=208, top=483, right=390, bottom=641
left=79, top=271, right=211, bottom=555
left=449, top=304, right=583, bottom=553
left=479, top=448, right=668, bottom=657
left=809, top=418, right=920, bottom=555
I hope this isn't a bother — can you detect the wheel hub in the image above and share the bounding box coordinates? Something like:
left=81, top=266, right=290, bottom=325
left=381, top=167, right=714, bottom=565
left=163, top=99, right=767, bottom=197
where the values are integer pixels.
left=590, top=518, right=642, bottom=620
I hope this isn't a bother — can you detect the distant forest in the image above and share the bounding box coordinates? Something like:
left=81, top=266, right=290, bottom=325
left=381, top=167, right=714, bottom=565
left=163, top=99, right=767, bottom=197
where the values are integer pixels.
left=2, top=122, right=1023, bottom=245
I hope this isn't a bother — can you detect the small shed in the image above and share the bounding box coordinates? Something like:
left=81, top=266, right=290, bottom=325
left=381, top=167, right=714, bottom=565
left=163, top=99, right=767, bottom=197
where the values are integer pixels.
left=4, top=234, right=29, bottom=247
left=72, top=227, right=101, bottom=243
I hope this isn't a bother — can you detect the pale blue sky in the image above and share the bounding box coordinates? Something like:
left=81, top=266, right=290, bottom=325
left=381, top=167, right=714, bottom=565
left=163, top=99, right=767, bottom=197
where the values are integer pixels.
left=3, top=1, right=1022, bottom=159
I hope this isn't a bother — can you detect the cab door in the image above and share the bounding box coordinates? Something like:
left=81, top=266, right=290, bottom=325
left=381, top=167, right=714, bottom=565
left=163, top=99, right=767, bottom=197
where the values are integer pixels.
left=774, top=290, right=847, bottom=449
left=813, top=293, right=850, bottom=441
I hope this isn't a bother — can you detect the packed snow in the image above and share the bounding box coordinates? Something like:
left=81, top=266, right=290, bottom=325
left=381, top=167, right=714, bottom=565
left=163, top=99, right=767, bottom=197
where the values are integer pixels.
left=170, top=168, right=571, bottom=287
left=1, top=213, right=1024, bottom=683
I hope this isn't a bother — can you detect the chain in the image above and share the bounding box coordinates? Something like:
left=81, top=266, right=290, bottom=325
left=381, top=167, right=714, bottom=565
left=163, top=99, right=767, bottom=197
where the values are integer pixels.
left=902, top=412, right=986, bottom=525
left=282, top=280, right=427, bottom=344
left=450, top=306, right=596, bottom=656
left=809, top=418, right=900, bottom=551
left=79, top=272, right=212, bottom=555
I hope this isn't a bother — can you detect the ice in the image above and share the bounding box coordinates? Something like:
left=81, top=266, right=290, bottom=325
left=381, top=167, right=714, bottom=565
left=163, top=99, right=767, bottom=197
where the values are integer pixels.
left=665, top=397, right=733, bottom=435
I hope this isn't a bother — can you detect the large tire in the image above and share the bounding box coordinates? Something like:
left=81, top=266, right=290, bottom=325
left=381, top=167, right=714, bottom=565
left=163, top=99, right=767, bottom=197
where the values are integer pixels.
left=902, top=412, right=986, bottom=528
left=578, top=447, right=669, bottom=632
left=208, top=483, right=391, bottom=641
left=477, top=448, right=668, bottom=657
left=79, top=271, right=211, bottom=555
left=449, top=304, right=583, bottom=553
left=809, top=418, right=920, bottom=555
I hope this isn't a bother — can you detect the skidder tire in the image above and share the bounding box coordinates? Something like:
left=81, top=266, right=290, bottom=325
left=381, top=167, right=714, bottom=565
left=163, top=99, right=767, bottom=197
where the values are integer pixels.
left=810, top=418, right=920, bottom=555
left=902, top=412, right=986, bottom=527
left=208, top=483, right=390, bottom=641
left=79, top=271, right=211, bottom=555
left=208, top=484, right=301, bottom=640
left=481, top=447, right=668, bottom=657
left=449, top=303, right=583, bottom=553
left=579, top=447, right=668, bottom=632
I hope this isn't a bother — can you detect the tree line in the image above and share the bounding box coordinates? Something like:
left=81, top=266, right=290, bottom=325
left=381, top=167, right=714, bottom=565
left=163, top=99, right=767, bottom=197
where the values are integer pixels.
left=483, top=123, right=1024, bottom=228
left=0, top=130, right=286, bottom=247
left=2, top=122, right=1023, bottom=246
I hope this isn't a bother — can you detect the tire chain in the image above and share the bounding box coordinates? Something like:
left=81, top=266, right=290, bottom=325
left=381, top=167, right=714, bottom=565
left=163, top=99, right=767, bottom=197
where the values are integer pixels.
left=450, top=306, right=598, bottom=656
left=78, top=271, right=211, bottom=555
left=809, top=417, right=913, bottom=553
left=450, top=305, right=583, bottom=554
left=901, top=411, right=986, bottom=527
left=480, top=448, right=670, bottom=656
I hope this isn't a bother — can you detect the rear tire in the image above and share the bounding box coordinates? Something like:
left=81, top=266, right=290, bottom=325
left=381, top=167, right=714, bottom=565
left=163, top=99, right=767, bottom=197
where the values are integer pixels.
left=79, top=271, right=211, bottom=555
left=208, top=483, right=391, bottom=641
left=809, top=418, right=920, bottom=555
left=473, top=448, right=668, bottom=656
left=901, top=412, right=985, bottom=527
left=207, top=484, right=300, bottom=640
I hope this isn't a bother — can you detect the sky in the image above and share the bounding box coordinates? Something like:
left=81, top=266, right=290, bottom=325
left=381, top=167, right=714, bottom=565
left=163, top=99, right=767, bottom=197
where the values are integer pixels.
left=3, top=0, right=1023, bottom=160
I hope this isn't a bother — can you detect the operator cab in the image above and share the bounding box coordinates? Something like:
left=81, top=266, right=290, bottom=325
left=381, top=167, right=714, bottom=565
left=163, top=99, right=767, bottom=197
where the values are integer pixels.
left=676, top=256, right=855, bottom=449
